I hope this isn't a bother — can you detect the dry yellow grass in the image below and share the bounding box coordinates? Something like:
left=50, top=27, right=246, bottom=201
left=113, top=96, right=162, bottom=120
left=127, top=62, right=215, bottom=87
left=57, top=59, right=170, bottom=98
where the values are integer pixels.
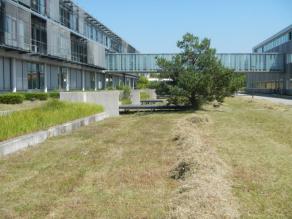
left=199, top=97, right=292, bottom=218
left=0, top=113, right=180, bottom=218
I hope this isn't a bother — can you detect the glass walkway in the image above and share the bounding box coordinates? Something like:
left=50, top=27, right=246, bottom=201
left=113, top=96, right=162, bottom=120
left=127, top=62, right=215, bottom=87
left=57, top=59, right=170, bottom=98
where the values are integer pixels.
left=106, top=53, right=285, bottom=73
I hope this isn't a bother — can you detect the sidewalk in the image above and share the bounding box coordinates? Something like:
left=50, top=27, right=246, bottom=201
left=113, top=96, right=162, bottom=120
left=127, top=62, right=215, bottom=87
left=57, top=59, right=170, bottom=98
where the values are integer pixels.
left=238, top=94, right=292, bottom=106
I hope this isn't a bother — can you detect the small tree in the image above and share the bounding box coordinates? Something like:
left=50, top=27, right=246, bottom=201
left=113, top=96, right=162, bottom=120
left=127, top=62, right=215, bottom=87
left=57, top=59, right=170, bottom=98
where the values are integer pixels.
left=137, top=76, right=149, bottom=89
left=157, top=33, right=243, bottom=108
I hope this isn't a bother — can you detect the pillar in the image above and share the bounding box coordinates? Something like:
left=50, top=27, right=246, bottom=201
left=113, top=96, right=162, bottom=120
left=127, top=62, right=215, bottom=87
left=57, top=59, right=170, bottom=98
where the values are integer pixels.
left=94, top=72, right=97, bottom=91
left=66, top=68, right=70, bottom=91
left=123, top=73, right=126, bottom=86
left=11, top=58, right=17, bottom=93
left=44, top=64, right=48, bottom=93
left=82, top=70, right=85, bottom=92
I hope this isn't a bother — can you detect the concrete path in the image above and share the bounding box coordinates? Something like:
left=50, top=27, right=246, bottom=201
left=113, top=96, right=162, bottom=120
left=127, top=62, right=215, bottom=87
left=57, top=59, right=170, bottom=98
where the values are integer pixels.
left=238, top=94, right=292, bottom=106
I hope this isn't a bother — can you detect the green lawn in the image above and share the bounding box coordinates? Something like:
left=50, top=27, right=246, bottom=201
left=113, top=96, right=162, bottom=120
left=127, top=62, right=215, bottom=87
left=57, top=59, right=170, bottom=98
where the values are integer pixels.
left=0, top=97, right=291, bottom=218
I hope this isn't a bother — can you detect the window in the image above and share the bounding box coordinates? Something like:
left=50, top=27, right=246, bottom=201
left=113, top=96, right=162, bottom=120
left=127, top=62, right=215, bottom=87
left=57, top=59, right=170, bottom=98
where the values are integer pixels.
left=60, top=1, right=71, bottom=28
left=31, top=0, right=46, bottom=15
left=31, top=16, right=47, bottom=54
left=0, top=1, right=4, bottom=43
left=289, top=32, right=292, bottom=41
left=5, top=15, right=17, bottom=46
left=27, top=63, right=44, bottom=90
left=71, top=33, right=87, bottom=63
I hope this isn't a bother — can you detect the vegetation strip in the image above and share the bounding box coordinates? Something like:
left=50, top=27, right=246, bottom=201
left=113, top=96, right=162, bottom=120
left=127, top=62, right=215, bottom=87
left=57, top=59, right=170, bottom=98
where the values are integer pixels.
left=0, top=112, right=108, bottom=156
left=0, top=100, right=103, bottom=142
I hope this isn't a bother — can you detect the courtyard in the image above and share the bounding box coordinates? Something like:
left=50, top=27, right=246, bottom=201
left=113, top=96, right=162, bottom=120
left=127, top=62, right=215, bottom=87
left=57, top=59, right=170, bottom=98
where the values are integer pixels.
left=0, top=97, right=291, bottom=218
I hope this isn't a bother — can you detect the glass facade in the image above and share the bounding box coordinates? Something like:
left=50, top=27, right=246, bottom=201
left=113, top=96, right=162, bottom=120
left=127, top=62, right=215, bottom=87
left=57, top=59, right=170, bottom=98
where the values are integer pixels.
left=106, top=53, right=284, bottom=73
left=255, top=32, right=291, bottom=53
left=107, top=53, right=175, bottom=72
left=216, top=53, right=284, bottom=72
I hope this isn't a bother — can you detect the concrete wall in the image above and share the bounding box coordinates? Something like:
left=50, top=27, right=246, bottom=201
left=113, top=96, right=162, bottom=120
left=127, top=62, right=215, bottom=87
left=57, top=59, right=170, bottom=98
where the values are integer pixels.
left=130, top=90, right=141, bottom=105
left=60, top=91, right=120, bottom=116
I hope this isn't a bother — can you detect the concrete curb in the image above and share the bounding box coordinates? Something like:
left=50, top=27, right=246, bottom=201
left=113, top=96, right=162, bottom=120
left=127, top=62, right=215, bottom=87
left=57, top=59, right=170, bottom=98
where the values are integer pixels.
left=0, top=112, right=109, bottom=156
left=0, top=110, right=14, bottom=116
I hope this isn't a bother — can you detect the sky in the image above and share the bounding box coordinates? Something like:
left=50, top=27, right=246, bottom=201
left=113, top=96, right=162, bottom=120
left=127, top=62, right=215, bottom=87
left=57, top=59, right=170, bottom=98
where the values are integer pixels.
left=74, top=0, right=292, bottom=53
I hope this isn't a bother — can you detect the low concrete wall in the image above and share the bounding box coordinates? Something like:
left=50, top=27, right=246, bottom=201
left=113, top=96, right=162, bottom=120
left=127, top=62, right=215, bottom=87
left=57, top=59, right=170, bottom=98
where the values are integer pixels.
left=130, top=90, right=141, bottom=105
left=0, top=112, right=108, bottom=156
left=60, top=91, right=120, bottom=116
left=0, top=110, right=13, bottom=116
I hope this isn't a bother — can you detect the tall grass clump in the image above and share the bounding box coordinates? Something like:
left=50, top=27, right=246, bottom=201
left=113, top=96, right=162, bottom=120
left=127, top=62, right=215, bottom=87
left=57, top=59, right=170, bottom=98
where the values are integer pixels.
left=0, top=100, right=103, bottom=141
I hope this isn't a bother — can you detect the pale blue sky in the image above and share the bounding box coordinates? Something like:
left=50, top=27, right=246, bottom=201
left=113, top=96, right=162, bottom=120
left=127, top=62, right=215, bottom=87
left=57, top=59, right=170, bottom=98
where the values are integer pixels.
left=75, top=0, right=292, bottom=53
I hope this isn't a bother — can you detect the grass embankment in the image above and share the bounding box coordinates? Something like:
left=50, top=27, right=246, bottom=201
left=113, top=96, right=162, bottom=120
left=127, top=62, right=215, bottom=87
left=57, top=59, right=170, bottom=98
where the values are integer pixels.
left=0, top=100, right=103, bottom=142
left=200, top=97, right=292, bottom=218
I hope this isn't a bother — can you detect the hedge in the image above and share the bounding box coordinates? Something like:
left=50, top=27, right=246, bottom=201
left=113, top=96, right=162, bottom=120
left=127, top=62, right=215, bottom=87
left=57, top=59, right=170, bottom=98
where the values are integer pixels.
left=20, top=93, right=49, bottom=101
left=48, top=92, right=60, bottom=99
left=0, top=94, right=25, bottom=104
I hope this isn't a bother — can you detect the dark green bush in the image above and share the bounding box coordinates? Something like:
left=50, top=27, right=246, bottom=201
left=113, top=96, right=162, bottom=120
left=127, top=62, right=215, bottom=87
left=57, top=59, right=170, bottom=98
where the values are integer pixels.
left=22, top=93, right=49, bottom=101
left=49, top=92, right=60, bottom=99
left=0, top=93, right=25, bottom=104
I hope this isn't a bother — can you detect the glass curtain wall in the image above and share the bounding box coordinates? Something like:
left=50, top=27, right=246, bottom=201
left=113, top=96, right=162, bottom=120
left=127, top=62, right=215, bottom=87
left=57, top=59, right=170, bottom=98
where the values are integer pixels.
left=107, top=53, right=284, bottom=72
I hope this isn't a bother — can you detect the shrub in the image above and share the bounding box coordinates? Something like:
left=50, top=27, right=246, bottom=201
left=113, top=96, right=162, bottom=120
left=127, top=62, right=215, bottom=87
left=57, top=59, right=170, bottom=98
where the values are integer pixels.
left=119, top=86, right=132, bottom=105
left=21, top=93, right=49, bottom=101
left=49, top=92, right=60, bottom=99
left=137, top=76, right=149, bottom=89
left=122, top=86, right=131, bottom=99
left=0, top=93, right=25, bottom=104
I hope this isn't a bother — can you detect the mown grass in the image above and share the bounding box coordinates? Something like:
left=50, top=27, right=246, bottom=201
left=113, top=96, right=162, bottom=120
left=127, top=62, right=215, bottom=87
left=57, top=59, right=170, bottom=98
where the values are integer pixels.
left=0, top=113, right=179, bottom=218
left=200, top=97, right=292, bottom=218
left=1, top=97, right=291, bottom=218
left=0, top=100, right=103, bottom=142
